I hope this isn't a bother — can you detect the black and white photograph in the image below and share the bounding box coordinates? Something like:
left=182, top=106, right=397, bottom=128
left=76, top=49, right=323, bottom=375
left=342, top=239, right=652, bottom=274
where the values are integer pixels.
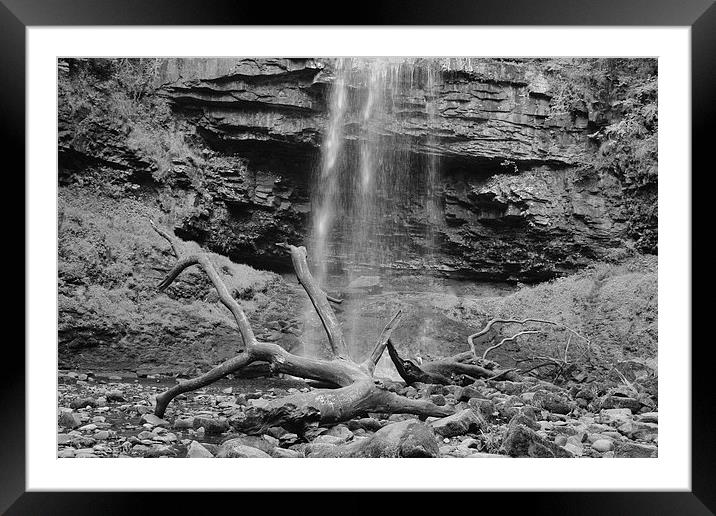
left=56, top=56, right=660, bottom=460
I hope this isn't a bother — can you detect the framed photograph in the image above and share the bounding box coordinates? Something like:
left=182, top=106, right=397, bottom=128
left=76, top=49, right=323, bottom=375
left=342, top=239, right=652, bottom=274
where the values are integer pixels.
left=9, top=0, right=711, bottom=512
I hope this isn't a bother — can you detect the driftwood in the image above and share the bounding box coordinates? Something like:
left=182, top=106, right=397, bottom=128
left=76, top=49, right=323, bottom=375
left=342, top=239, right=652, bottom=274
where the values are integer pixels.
left=386, top=341, right=521, bottom=386
left=149, top=224, right=452, bottom=432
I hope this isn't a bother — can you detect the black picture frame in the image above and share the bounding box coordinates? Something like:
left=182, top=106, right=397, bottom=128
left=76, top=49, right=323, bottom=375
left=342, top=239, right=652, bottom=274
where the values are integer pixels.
left=6, top=0, right=711, bottom=513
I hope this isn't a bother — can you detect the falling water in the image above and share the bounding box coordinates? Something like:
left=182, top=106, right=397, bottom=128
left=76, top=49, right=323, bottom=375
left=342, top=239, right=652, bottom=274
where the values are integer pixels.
left=305, top=58, right=443, bottom=357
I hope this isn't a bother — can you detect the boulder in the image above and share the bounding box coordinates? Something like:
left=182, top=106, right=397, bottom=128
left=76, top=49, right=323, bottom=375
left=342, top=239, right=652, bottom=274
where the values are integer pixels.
left=598, top=408, right=633, bottom=427
left=308, top=420, right=440, bottom=458
left=502, top=423, right=573, bottom=458
left=591, top=439, right=614, bottom=453
left=614, top=442, right=658, bottom=458
left=531, top=391, right=573, bottom=415
left=346, top=417, right=383, bottom=432
left=140, top=414, right=170, bottom=427
left=431, top=409, right=486, bottom=437
left=70, top=398, right=97, bottom=410
left=186, top=440, right=214, bottom=458
left=271, top=447, right=302, bottom=458
left=58, top=412, right=82, bottom=429
left=617, top=421, right=658, bottom=442
left=217, top=439, right=272, bottom=458
left=220, top=435, right=274, bottom=454
left=598, top=395, right=643, bottom=413
left=193, top=416, right=229, bottom=435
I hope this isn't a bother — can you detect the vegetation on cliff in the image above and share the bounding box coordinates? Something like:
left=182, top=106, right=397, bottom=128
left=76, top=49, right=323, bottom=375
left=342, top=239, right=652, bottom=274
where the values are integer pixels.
left=544, top=58, right=658, bottom=252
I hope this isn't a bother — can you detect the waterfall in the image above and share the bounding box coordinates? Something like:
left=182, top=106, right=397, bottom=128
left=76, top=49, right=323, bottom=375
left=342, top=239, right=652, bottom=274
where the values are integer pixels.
left=304, top=57, right=443, bottom=357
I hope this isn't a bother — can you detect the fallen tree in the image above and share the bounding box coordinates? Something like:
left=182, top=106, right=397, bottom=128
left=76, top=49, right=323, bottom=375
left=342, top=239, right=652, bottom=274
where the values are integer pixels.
left=149, top=223, right=452, bottom=432
left=386, top=316, right=592, bottom=387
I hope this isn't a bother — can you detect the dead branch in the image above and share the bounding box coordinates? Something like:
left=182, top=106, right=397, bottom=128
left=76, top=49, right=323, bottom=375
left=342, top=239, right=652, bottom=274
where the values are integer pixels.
left=564, top=335, right=572, bottom=364
left=326, top=293, right=343, bottom=304
left=387, top=340, right=454, bottom=385
left=278, top=242, right=348, bottom=359
left=482, top=330, right=541, bottom=360
left=486, top=368, right=517, bottom=381
left=363, top=310, right=403, bottom=374
left=158, top=254, right=258, bottom=348
left=149, top=218, right=181, bottom=258
left=467, top=317, right=590, bottom=359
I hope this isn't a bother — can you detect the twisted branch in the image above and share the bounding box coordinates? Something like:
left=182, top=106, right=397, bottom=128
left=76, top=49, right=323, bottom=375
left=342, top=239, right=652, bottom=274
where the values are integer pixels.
left=482, top=330, right=541, bottom=360
left=467, top=317, right=590, bottom=359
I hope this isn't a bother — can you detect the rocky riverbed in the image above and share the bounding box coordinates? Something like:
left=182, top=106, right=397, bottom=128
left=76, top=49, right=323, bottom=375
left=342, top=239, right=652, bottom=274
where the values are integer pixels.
left=57, top=368, right=658, bottom=459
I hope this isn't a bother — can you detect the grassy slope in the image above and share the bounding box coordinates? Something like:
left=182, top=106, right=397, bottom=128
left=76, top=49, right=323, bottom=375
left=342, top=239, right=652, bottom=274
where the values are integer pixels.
left=446, top=256, right=657, bottom=373
left=58, top=186, right=297, bottom=374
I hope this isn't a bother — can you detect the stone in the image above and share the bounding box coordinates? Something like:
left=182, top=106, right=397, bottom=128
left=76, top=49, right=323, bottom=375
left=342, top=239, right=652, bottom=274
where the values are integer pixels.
left=271, top=447, right=302, bottom=458
left=457, top=386, right=483, bottom=402
left=563, top=442, right=583, bottom=457
left=221, top=435, right=274, bottom=454
left=599, top=408, right=633, bottom=426
left=617, top=421, right=658, bottom=442
left=532, top=391, right=573, bottom=415
left=554, top=435, right=568, bottom=447
left=58, top=448, right=76, bottom=458
left=431, top=409, right=485, bottom=437
left=491, top=381, right=526, bottom=395
left=79, top=424, right=97, bottom=432
left=598, top=395, right=643, bottom=413
left=614, top=442, right=658, bottom=458
left=217, top=440, right=271, bottom=458
left=106, top=389, right=125, bottom=402
left=430, top=394, right=447, bottom=406
left=70, top=398, right=97, bottom=410
left=313, top=434, right=347, bottom=445
left=262, top=434, right=279, bottom=447
left=591, top=439, right=614, bottom=452
left=192, top=416, right=229, bottom=435
left=279, top=433, right=300, bottom=447
left=58, top=412, right=82, bottom=429
left=502, top=423, right=573, bottom=458
left=467, top=398, right=496, bottom=420
left=324, top=424, right=353, bottom=442
left=347, top=417, right=383, bottom=432
left=306, top=420, right=440, bottom=458
left=173, top=417, right=195, bottom=430
left=267, top=426, right=287, bottom=439
left=140, top=414, right=169, bottom=427
left=636, top=412, right=658, bottom=423
left=508, top=412, right=540, bottom=432
left=187, top=440, right=214, bottom=458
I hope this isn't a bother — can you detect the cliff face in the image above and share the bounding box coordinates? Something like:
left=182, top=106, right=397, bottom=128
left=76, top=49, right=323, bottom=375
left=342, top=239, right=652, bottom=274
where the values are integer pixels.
left=59, top=57, right=651, bottom=281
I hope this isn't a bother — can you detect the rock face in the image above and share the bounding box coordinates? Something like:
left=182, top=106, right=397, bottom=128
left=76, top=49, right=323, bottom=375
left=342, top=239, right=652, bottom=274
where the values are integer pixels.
left=59, top=57, right=653, bottom=281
